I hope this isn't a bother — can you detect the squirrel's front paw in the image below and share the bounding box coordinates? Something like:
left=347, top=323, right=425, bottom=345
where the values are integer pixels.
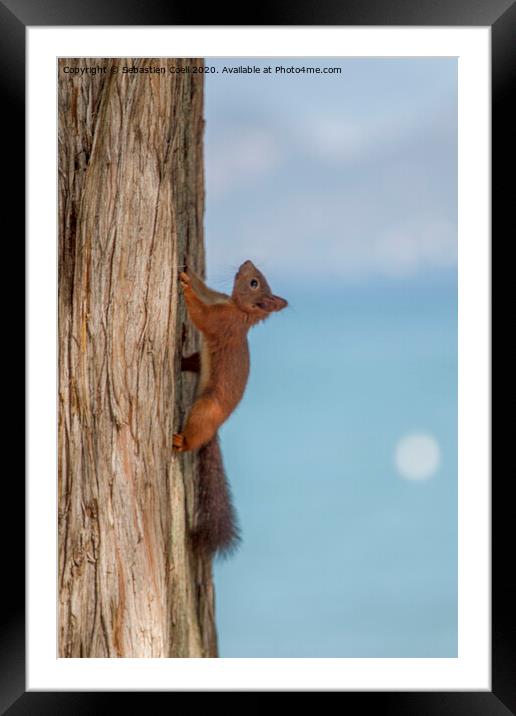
left=173, top=433, right=187, bottom=451
left=179, top=272, right=190, bottom=290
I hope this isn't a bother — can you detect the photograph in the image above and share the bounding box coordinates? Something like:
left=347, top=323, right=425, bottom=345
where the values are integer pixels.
left=58, top=55, right=458, bottom=659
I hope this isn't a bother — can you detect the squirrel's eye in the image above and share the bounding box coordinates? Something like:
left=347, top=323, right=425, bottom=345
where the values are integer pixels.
left=250, top=279, right=259, bottom=289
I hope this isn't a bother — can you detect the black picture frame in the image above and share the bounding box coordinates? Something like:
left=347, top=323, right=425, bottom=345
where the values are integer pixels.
left=11, top=0, right=510, bottom=711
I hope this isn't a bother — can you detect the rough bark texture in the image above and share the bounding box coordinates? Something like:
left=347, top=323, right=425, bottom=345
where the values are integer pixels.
left=58, top=58, right=217, bottom=657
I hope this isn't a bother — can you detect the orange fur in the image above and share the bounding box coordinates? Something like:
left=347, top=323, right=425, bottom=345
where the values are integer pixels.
left=174, top=261, right=287, bottom=453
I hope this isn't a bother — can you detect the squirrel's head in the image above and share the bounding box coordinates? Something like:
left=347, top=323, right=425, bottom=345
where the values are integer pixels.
left=232, top=260, right=288, bottom=321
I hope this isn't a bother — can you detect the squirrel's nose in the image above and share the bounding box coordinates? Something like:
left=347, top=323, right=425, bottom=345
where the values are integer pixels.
left=271, top=295, right=288, bottom=311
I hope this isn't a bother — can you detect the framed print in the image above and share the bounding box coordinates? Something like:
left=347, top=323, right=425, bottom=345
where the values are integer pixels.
left=9, top=0, right=511, bottom=710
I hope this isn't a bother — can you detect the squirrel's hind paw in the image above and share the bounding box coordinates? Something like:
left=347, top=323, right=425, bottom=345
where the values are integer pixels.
left=173, top=433, right=187, bottom=451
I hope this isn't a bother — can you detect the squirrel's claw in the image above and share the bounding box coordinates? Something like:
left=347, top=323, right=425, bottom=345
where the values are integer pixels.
left=173, top=433, right=186, bottom=451
left=179, top=271, right=190, bottom=290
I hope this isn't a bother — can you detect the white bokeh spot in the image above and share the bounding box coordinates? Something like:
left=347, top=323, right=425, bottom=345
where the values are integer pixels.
left=395, top=432, right=441, bottom=480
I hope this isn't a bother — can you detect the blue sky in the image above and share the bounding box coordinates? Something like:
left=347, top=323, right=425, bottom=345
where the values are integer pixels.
left=204, top=58, right=457, bottom=287
left=204, top=58, right=457, bottom=657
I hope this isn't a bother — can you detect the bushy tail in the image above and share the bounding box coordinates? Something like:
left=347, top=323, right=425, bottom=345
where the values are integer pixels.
left=191, top=435, right=240, bottom=558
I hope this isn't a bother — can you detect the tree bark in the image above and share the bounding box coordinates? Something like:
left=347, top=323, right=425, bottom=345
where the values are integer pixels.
left=58, top=58, right=217, bottom=657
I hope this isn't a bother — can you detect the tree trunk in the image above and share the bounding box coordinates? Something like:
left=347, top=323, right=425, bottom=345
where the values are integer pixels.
left=58, top=58, right=217, bottom=657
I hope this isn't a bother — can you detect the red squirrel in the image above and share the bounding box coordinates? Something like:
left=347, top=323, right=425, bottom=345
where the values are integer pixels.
left=174, top=260, right=287, bottom=557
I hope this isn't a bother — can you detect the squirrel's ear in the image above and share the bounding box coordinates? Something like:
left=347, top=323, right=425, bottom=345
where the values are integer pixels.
left=239, top=259, right=256, bottom=273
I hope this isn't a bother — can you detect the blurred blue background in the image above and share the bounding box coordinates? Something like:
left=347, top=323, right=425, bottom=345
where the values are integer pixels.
left=204, top=58, right=457, bottom=657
